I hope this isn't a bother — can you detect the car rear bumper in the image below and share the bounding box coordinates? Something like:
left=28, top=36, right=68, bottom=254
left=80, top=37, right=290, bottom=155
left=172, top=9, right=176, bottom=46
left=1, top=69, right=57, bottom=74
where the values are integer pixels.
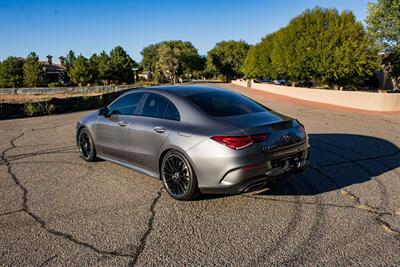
left=197, top=142, right=310, bottom=194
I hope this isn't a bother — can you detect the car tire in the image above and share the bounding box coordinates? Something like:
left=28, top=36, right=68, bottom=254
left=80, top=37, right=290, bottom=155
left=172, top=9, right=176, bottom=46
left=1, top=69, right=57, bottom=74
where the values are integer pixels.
left=161, top=150, right=200, bottom=201
left=78, top=127, right=97, bottom=162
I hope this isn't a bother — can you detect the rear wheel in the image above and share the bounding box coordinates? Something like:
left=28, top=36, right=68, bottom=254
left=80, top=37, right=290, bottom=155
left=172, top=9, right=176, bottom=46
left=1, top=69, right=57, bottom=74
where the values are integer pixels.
left=78, top=128, right=96, bottom=162
left=161, top=150, right=199, bottom=200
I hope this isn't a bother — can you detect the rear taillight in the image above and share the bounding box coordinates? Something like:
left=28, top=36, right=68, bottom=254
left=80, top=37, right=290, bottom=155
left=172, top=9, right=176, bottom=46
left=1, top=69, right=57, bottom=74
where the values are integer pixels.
left=211, top=136, right=253, bottom=149
left=297, top=125, right=305, bottom=133
left=211, top=133, right=269, bottom=150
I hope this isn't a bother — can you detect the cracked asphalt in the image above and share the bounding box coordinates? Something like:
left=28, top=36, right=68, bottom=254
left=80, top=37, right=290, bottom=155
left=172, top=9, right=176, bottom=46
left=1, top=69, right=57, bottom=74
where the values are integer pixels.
left=1, top=82, right=400, bottom=266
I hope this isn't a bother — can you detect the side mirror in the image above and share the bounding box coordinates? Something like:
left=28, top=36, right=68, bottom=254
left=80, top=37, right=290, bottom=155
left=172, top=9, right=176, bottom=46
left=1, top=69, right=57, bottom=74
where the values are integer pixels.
left=97, top=107, right=109, bottom=117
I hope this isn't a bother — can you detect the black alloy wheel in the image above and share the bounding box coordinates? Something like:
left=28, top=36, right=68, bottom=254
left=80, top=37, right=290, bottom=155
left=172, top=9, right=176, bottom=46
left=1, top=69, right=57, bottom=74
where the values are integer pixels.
left=78, top=128, right=96, bottom=162
left=161, top=150, right=199, bottom=200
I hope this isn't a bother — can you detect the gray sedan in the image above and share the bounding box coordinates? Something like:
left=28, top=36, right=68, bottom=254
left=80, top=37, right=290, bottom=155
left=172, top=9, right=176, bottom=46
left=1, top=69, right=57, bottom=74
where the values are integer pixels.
left=76, top=85, right=310, bottom=200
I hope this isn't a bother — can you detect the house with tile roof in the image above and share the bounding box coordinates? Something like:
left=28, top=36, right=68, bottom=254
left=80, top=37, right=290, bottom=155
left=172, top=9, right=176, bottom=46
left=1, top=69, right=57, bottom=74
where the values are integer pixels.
left=40, top=55, right=66, bottom=84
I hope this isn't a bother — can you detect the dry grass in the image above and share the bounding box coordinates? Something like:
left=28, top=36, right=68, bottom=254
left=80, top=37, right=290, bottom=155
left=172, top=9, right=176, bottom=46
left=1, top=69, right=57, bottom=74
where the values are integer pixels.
left=0, top=92, right=105, bottom=104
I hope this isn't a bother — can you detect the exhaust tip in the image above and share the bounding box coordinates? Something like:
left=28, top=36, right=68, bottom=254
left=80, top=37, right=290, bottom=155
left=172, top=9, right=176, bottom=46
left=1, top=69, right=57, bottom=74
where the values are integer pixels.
left=244, top=181, right=268, bottom=193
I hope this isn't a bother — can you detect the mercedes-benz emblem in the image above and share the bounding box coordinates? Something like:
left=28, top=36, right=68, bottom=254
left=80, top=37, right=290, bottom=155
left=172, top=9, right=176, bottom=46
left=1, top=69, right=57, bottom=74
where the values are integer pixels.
left=282, top=132, right=291, bottom=142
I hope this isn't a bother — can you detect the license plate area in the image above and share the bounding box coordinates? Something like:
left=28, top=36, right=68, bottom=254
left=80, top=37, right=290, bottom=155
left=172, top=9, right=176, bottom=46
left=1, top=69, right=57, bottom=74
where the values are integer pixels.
left=271, top=152, right=302, bottom=169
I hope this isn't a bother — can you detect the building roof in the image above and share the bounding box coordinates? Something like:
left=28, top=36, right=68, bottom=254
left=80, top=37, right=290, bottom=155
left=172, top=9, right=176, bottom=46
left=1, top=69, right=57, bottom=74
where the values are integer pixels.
left=40, top=61, right=65, bottom=73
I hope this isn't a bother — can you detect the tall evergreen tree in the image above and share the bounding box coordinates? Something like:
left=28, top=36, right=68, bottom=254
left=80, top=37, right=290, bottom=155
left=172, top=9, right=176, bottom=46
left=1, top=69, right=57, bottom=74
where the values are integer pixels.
left=69, top=55, right=92, bottom=86
left=109, top=46, right=136, bottom=84
left=97, top=51, right=112, bottom=84
left=89, top=53, right=100, bottom=84
left=64, top=50, right=77, bottom=84
left=0, top=56, right=25, bottom=88
left=23, top=52, right=45, bottom=87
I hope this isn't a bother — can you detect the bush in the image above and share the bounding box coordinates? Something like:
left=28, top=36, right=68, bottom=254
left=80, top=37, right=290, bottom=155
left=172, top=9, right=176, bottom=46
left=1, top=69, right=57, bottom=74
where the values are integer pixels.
left=23, top=103, right=39, bottom=116
left=217, top=75, right=225, bottom=82
left=364, top=73, right=380, bottom=89
left=72, top=96, right=93, bottom=111
left=135, top=80, right=145, bottom=87
left=48, top=82, right=61, bottom=88
left=23, top=102, right=55, bottom=117
left=296, top=80, right=313, bottom=88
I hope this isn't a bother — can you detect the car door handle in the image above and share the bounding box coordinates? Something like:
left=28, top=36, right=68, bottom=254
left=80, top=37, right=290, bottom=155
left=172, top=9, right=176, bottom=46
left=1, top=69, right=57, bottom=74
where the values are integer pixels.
left=154, top=126, right=166, bottom=133
left=118, top=121, right=127, bottom=127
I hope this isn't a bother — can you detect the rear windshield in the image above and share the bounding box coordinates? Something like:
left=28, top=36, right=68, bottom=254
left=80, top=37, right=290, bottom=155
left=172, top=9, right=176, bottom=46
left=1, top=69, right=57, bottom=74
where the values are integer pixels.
left=187, top=91, right=266, bottom=117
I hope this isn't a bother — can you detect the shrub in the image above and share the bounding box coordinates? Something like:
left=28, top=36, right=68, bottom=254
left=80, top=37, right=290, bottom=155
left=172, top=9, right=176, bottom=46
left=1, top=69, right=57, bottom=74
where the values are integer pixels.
left=217, top=74, right=225, bottom=82
left=48, top=82, right=61, bottom=88
left=23, top=102, right=55, bottom=117
left=23, top=103, right=39, bottom=116
left=135, top=80, right=145, bottom=87
left=41, top=102, right=55, bottom=114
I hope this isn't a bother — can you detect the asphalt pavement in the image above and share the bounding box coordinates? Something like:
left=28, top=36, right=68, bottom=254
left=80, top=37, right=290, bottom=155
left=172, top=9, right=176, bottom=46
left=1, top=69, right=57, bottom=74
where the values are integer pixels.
left=1, top=82, right=400, bottom=266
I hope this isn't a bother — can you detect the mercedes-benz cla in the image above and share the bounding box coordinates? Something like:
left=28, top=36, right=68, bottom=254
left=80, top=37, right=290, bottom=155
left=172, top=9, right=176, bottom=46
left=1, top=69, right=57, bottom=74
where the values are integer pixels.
left=76, top=85, right=310, bottom=200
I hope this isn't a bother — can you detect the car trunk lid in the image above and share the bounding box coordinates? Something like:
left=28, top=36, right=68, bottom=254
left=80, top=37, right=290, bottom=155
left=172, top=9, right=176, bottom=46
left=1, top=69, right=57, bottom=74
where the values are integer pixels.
left=216, top=111, right=306, bottom=149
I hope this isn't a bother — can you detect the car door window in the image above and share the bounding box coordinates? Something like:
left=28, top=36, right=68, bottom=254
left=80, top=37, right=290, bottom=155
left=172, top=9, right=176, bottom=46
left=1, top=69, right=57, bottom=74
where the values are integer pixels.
left=108, top=93, right=143, bottom=116
left=141, top=94, right=168, bottom=118
left=141, top=93, right=180, bottom=121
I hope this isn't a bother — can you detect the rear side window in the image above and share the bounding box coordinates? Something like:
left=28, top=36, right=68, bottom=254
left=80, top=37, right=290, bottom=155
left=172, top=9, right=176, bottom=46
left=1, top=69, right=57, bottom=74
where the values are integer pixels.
left=108, top=93, right=143, bottom=115
left=187, top=91, right=266, bottom=117
left=141, top=93, right=180, bottom=121
left=164, top=103, right=180, bottom=121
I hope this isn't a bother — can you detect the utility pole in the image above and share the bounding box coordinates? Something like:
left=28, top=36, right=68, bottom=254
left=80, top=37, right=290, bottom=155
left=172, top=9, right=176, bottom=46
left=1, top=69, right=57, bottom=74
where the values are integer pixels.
left=132, top=67, right=138, bottom=84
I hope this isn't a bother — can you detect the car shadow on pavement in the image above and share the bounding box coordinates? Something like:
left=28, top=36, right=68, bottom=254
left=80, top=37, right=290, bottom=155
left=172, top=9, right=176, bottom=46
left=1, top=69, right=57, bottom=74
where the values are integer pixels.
left=255, top=133, right=400, bottom=196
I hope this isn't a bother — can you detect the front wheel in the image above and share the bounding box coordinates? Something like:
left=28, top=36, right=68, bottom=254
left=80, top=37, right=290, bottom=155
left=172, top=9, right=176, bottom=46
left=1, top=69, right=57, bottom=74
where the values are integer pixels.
left=161, top=150, right=199, bottom=201
left=78, top=128, right=97, bottom=162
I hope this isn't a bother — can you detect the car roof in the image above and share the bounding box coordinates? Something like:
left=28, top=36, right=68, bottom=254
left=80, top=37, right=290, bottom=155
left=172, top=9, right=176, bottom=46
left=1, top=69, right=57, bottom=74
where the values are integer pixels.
left=139, top=85, right=229, bottom=97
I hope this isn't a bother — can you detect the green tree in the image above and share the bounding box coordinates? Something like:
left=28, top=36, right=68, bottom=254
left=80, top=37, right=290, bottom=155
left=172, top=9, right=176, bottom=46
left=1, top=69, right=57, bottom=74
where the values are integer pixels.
left=179, top=43, right=204, bottom=76
left=367, top=0, right=400, bottom=85
left=154, top=40, right=202, bottom=83
left=192, top=55, right=207, bottom=79
left=156, top=42, right=181, bottom=83
left=0, top=56, right=25, bottom=88
left=89, top=53, right=100, bottom=84
left=96, top=51, right=112, bottom=84
left=69, top=55, right=92, bottom=86
left=243, top=8, right=379, bottom=89
left=141, top=43, right=161, bottom=72
left=243, top=34, right=274, bottom=79
left=64, top=50, right=77, bottom=84
left=23, top=52, right=45, bottom=87
left=109, top=46, right=136, bottom=84
left=315, top=10, right=379, bottom=88
left=207, top=40, right=250, bottom=81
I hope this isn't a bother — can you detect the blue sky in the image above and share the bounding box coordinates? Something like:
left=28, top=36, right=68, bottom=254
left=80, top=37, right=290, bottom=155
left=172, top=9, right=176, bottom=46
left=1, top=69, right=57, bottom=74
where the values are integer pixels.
left=0, top=0, right=372, bottom=63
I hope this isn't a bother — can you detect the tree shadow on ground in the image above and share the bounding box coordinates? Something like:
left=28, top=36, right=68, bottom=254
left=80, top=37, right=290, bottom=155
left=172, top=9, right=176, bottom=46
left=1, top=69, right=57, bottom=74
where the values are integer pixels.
left=254, top=133, right=400, bottom=196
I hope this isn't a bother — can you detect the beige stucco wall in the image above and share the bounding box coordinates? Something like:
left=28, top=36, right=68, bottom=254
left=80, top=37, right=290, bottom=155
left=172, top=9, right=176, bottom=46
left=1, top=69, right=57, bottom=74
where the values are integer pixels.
left=232, top=80, right=400, bottom=112
left=232, top=79, right=248, bottom=87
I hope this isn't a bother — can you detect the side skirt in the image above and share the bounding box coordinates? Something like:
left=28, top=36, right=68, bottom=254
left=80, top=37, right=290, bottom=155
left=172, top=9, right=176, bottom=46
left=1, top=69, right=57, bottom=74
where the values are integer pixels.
left=97, top=154, right=160, bottom=179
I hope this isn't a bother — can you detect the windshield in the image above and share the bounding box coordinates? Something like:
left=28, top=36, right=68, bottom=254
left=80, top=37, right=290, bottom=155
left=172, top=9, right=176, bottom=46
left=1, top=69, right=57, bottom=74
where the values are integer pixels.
left=187, top=91, right=267, bottom=117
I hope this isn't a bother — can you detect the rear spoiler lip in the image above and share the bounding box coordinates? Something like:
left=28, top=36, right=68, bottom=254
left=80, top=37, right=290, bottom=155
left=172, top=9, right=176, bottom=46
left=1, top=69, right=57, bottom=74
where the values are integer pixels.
left=238, top=119, right=298, bottom=135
